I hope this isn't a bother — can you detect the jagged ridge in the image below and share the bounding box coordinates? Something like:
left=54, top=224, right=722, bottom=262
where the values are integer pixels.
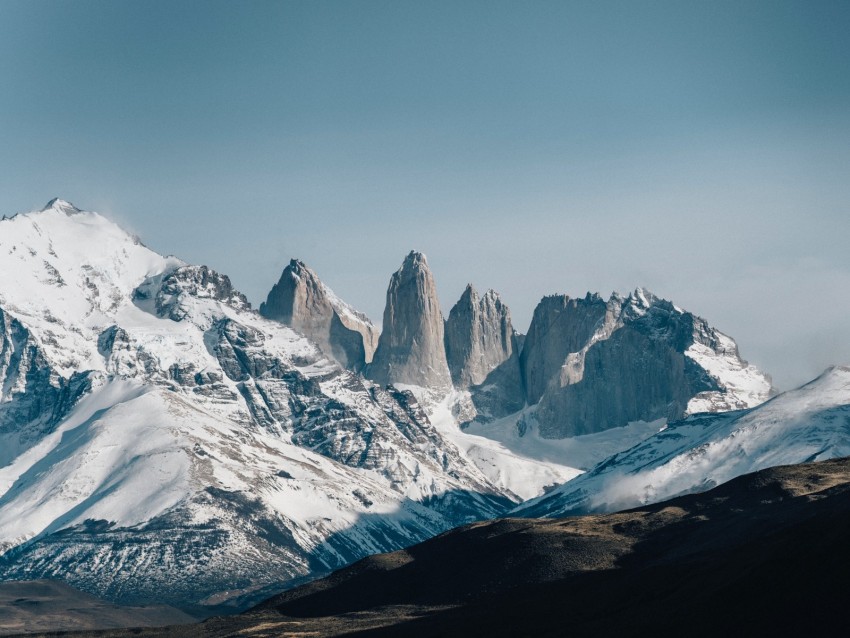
left=0, top=201, right=513, bottom=609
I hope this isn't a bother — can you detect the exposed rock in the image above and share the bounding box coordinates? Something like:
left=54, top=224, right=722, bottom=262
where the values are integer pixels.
left=519, top=293, right=608, bottom=405
left=516, top=366, right=850, bottom=517
left=133, top=265, right=250, bottom=323
left=445, top=285, right=524, bottom=421
left=368, top=252, right=452, bottom=390
left=260, top=259, right=379, bottom=371
left=0, top=198, right=780, bottom=613
left=445, top=286, right=513, bottom=387
left=97, top=325, right=158, bottom=378
left=0, top=306, right=94, bottom=458
left=42, top=198, right=81, bottom=215
left=531, top=290, right=772, bottom=437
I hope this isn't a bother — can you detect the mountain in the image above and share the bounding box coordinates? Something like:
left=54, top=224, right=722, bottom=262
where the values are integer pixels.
left=0, top=200, right=514, bottom=609
left=367, top=251, right=452, bottom=390
left=444, top=285, right=524, bottom=422
left=259, top=259, right=379, bottom=371
left=520, top=289, right=773, bottom=437
left=329, top=252, right=774, bottom=500
left=520, top=293, right=608, bottom=406
left=344, top=250, right=771, bottom=439
left=444, top=285, right=517, bottom=388
left=515, top=365, right=850, bottom=517
left=0, top=199, right=787, bottom=617
left=102, top=457, right=850, bottom=637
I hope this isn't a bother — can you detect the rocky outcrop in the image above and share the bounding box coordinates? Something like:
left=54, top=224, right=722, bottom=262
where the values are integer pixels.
left=445, top=286, right=514, bottom=387
left=519, top=293, right=608, bottom=405
left=531, top=290, right=772, bottom=437
left=133, top=265, right=250, bottom=323
left=42, top=198, right=81, bottom=216
left=444, top=286, right=524, bottom=421
left=260, top=259, right=379, bottom=371
left=368, top=252, right=452, bottom=390
left=0, top=306, right=93, bottom=458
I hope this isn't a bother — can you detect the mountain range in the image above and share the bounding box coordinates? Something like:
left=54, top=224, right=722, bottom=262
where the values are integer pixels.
left=0, top=199, right=847, bottom=618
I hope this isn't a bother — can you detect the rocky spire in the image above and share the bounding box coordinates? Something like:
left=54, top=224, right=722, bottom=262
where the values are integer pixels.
left=445, top=285, right=516, bottom=388
left=367, top=251, right=452, bottom=389
left=259, top=259, right=379, bottom=370
left=444, top=284, right=525, bottom=421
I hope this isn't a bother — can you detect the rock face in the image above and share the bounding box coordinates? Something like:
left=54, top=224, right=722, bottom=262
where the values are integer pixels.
left=519, top=293, right=608, bottom=406
left=526, top=289, right=773, bottom=438
left=258, top=254, right=770, bottom=440
left=141, top=265, right=251, bottom=322
left=367, top=252, right=452, bottom=390
left=444, top=285, right=524, bottom=421
left=445, top=286, right=514, bottom=387
left=259, top=259, right=379, bottom=371
left=0, top=307, right=94, bottom=464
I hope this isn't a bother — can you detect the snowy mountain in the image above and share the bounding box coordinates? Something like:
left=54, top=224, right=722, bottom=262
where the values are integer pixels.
left=515, top=365, right=850, bottom=517
left=0, top=200, right=514, bottom=608
left=0, top=198, right=795, bottom=611
left=285, top=249, right=772, bottom=500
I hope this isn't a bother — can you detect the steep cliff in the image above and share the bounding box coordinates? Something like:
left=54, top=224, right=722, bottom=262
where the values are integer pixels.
left=444, top=285, right=524, bottom=421
left=260, top=259, right=379, bottom=370
left=519, top=293, right=608, bottom=406
left=528, top=289, right=772, bottom=437
left=367, top=252, right=452, bottom=390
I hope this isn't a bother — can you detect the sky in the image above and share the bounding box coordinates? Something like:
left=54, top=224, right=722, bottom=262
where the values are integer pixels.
left=0, top=0, right=848, bottom=390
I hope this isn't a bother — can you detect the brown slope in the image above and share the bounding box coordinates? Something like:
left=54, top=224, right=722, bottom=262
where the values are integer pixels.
left=0, top=580, right=196, bottom=636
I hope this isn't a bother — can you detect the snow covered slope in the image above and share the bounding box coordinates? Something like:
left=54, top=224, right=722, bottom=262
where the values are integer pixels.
left=0, top=200, right=513, bottom=608
left=515, top=365, right=850, bottom=518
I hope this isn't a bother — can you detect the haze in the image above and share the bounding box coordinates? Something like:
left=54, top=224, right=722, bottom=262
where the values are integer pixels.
left=1, top=0, right=848, bottom=390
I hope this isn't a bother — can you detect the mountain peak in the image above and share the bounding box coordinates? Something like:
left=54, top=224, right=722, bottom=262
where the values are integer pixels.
left=445, top=282, right=522, bottom=399
left=261, top=257, right=378, bottom=369
left=629, top=287, right=656, bottom=307
left=402, top=250, right=428, bottom=270
left=459, top=283, right=477, bottom=303
left=368, top=250, right=451, bottom=389
left=283, top=258, right=316, bottom=284
left=42, top=198, right=81, bottom=215
left=288, top=258, right=309, bottom=272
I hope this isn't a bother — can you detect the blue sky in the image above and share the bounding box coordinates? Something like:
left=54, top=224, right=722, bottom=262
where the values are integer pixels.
left=1, top=0, right=849, bottom=389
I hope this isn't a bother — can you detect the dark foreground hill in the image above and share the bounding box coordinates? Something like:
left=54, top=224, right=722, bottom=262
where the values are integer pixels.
left=21, top=456, right=850, bottom=637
